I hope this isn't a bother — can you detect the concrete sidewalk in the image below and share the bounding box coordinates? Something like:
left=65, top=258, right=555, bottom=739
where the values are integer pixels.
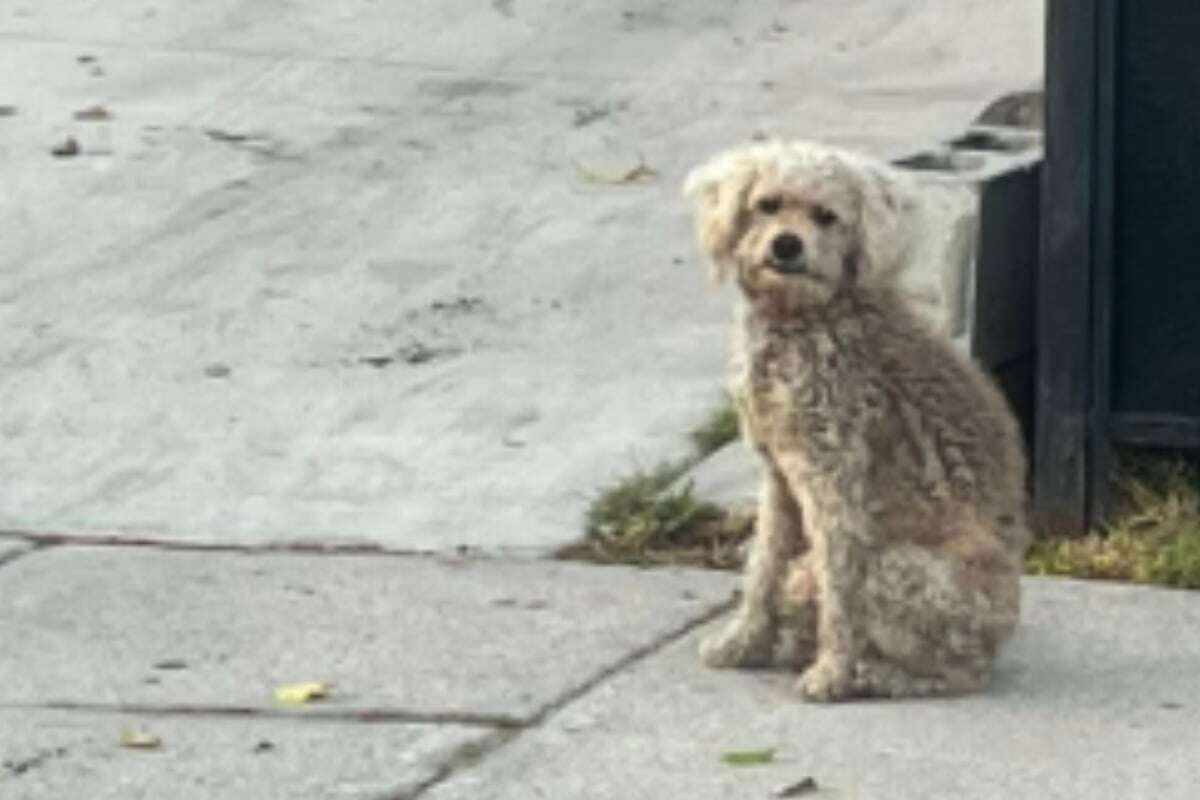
left=2, top=540, right=1198, bottom=799
left=0, top=0, right=1042, bottom=552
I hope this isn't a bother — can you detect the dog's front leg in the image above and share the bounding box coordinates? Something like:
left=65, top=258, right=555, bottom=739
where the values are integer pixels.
left=700, top=462, right=803, bottom=668
left=791, top=491, right=871, bottom=701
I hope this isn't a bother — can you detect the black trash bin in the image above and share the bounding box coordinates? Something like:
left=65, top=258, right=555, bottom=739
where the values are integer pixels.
left=1037, top=0, right=1200, bottom=532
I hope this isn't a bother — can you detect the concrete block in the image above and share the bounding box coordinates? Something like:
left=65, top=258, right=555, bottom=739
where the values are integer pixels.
left=893, top=125, right=1043, bottom=367
left=0, top=547, right=733, bottom=720
left=0, top=709, right=489, bottom=800
left=890, top=126, right=1043, bottom=441
left=424, top=578, right=1200, bottom=800
left=892, top=160, right=980, bottom=338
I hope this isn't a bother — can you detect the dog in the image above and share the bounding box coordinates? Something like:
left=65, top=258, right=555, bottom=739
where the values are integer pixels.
left=682, top=140, right=1030, bottom=701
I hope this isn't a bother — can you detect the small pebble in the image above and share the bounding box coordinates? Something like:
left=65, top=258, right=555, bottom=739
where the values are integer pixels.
left=775, top=777, right=819, bottom=797
left=73, top=105, right=112, bottom=121
left=50, top=137, right=80, bottom=158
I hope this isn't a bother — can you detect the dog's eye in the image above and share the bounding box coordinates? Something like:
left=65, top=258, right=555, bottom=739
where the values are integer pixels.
left=812, top=205, right=839, bottom=227
left=756, top=196, right=782, bottom=215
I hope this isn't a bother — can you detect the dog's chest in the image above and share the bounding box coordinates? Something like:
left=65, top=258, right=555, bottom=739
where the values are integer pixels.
left=733, top=327, right=859, bottom=454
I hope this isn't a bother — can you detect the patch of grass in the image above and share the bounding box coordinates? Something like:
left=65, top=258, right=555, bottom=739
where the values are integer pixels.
left=560, top=393, right=753, bottom=570
left=689, top=395, right=740, bottom=456
left=1027, top=451, right=1200, bottom=589
left=558, top=461, right=753, bottom=569
left=567, top=430, right=1200, bottom=585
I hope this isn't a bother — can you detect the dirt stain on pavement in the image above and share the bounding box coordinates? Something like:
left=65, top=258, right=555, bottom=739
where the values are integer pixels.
left=418, top=78, right=523, bottom=102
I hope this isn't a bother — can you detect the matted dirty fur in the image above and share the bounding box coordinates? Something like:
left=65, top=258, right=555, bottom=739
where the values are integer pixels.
left=683, top=140, right=1030, bottom=701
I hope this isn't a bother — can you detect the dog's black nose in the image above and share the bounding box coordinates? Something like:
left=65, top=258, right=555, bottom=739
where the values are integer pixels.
left=771, top=232, right=804, bottom=262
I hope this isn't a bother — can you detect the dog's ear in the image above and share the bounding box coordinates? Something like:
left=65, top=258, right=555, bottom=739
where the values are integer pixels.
left=682, top=155, right=758, bottom=283
left=854, top=164, right=917, bottom=281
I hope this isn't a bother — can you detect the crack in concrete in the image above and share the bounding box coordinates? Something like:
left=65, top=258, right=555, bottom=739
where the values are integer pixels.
left=527, top=596, right=733, bottom=727
left=401, top=595, right=735, bottom=798
left=390, top=729, right=519, bottom=800
left=0, top=539, right=47, bottom=569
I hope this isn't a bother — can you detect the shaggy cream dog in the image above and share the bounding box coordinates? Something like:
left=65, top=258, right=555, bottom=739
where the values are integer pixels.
left=683, top=140, right=1029, bottom=701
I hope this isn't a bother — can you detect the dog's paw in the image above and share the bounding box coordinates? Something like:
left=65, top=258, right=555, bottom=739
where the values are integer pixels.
left=795, top=655, right=853, bottom=701
left=699, top=622, right=774, bottom=669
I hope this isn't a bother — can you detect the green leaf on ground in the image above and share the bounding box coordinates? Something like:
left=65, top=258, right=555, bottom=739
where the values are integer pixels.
left=721, top=747, right=776, bottom=766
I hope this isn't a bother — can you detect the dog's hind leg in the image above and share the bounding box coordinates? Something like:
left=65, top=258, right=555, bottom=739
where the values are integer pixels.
left=701, top=461, right=806, bottom=668
left=849, top=542, right=1017, bottom=698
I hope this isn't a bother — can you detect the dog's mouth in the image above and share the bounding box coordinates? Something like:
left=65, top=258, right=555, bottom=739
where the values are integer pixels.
left=765, top=259, right=820, bottom=279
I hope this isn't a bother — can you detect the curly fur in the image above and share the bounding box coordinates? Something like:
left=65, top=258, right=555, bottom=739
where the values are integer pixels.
left=683, top=140, right=1030, bottom=701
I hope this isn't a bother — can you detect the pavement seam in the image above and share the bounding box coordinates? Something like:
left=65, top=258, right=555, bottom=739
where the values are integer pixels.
left=0, top=529, right=502, bottom=559
left=525, top=595, right=734, bottom=727
left=8, top=702, right=524, bottom=730
left=400, top=594, right=736, bottom=798
left=390, top=729, right=519, bottom=800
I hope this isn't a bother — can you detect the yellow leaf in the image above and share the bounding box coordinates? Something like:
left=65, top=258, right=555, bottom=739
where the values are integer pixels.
left=120, top=727, right=163, bottom=750
left=274, top=681, right=333, bottom=705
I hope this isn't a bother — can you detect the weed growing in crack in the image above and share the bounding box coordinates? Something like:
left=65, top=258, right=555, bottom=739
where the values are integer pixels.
left=560, top=460, right=752, bottom=570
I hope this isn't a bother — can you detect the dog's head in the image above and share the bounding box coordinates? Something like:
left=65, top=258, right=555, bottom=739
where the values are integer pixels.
left=682, top=140, right=917, bottom=308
